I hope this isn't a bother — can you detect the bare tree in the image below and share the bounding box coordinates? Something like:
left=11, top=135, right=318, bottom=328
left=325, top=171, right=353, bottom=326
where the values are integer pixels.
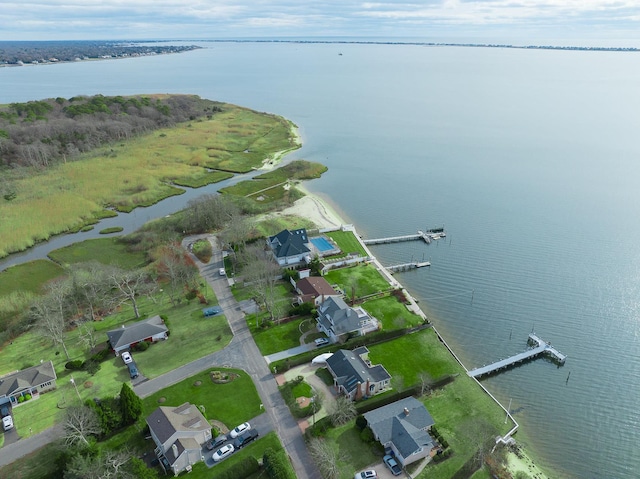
left=108, top=267, right=150, bottom=318
left=154, top=243, right=198, bottom=306
left=63, top=405, right=102, bottom=448
left=64, top=449, right=133, bottom=479
left=240, top=243, right=283, bottom=322
left=29, top=280, right=74, bottom=359
left=328, top=396, right=357, bottom=427
left=70, top=262, right=116, bottom=322
left=418, top=371, right=433, bottom=397
left=308, top=437, right=346, bottom=479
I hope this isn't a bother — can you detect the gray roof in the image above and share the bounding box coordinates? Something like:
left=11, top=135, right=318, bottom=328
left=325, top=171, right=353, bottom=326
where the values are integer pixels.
left=326, top=348, right=391, bottom=393
left=268, top=228, right=310, bottom=259
left=317, top=297, right=374, bottom=336
left=364, top=397, right=435, bottom=458
left=107, top=315, right=168, bottom=350
left=147, top=402, right=210, bottom=446
left=0, top=361, right=57, bottom=398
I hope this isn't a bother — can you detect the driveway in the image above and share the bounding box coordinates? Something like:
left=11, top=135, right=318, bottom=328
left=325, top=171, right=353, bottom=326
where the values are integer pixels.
left=3, top=423, right=20, bottom=446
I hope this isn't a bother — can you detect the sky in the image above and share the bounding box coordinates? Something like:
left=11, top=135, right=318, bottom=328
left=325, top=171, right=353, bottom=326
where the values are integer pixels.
left=1, top=0, right=640, bottom=43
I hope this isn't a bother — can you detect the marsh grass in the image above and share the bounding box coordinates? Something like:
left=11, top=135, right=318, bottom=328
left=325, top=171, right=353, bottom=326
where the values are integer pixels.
left=0, top=105, right=297, bottom=258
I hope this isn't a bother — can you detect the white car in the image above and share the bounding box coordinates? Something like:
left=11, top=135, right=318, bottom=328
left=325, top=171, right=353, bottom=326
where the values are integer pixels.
left=212, top=444, right=234, bottom=462
left=315, top=337, right=329, bottom=347
left=355, top=470, right=377, bottom=479
left=219, top=268, right=226, bottom=276
left=229, top=422, right=250, bottom=438
left=2, top=415, right=13, bottom=431
left=121, top=351, right=133, bottom=364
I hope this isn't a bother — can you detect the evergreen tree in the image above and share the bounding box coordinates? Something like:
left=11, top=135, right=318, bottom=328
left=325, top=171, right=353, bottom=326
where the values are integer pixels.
left=119, top=383, right=142, bottom=425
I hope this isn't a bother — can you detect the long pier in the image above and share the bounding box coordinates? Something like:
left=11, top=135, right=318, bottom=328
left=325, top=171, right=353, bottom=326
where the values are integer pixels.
left=387, top=261, right=431, bottom=273
left=467, top=333, right=566, bottom=379
left=363, top=229, right=445, bottom=245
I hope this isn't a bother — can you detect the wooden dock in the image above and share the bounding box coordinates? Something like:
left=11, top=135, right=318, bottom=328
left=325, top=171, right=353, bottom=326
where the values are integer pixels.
left=467, top=333, right=566, bottom=379
left=363, top=229, right=445, bottom=245
left=387, top=261, right=431, bottom=273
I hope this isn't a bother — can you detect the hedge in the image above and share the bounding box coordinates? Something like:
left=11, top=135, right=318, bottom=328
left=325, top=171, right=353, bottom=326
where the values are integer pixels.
left=263, top=448, right=296, bottom=479
left=215, top=456, right=259, bottom=479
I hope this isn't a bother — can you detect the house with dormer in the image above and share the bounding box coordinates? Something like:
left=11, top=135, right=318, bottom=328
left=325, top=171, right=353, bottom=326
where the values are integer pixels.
left=294, top=274, right=342, bottom=306
left=364, top=397, right=438, bottom=467
left=147, top=402, right=212, bottom=476
left=325, top=347, right=391, bottom=401
left=316, top=296, right=379, bottom=343
left=267, top=228, right=311, bottom=266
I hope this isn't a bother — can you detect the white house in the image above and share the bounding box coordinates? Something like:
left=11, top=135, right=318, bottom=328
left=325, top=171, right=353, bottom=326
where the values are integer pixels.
left=147, top=403, right=212, bottom=476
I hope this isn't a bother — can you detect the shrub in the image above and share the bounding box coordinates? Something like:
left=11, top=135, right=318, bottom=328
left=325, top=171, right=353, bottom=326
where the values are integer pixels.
left=215, top=456, right=259, bottom=479
left=90, top=348, right=111, bottom=363
left=185, top=289, right=198, bottom=301
left=360, top=427, right=375, bottom=443
left=355, top=415, right=368, bottom=431
left=24, top=393, right=32, bottom=401
left=65, top=360, right=84, bottom=370
left=134, top=340, right=150, bottom=352
left=263, top=448, right=296, bottom=479
left=18, top=396, right=24, bottom=403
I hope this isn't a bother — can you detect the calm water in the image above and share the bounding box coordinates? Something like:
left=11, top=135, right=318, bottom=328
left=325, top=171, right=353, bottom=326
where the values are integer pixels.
left=3, top=42, right=640, bottom=478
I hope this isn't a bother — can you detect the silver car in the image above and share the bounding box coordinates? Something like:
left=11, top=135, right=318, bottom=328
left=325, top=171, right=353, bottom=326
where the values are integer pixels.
left=212, top=444, right=234, bottom=462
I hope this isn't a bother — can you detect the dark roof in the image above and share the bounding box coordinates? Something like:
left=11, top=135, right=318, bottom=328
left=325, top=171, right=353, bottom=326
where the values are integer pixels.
left=317, top=297, right=374, bottom=336
left=0, top=361, right=57, bottom=398
left=326, top=348, right=391, bottom=393
left=364, top=397, right=435, bottom=458
left=296, top=277, right=338, bottom=298
left=147, top=402, right=210, bottom=446
left=107, top=315, right=168, bottom=350
left=268, top=228, right=310, bottom=259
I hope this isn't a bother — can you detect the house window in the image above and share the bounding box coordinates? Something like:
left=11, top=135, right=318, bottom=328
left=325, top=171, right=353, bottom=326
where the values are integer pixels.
left=369, top=384, right=375, bottom=392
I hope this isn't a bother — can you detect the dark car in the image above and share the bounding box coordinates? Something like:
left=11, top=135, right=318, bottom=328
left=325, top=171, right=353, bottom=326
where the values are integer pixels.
left=0, top=404, right=9, bottom=417
left=128, top=362, right=139, bottom=379
left=207, top=434, right=227, bottom=450
left=383, top=455, right=402, bottom=476
left=232, top=429, right=259, bottom=449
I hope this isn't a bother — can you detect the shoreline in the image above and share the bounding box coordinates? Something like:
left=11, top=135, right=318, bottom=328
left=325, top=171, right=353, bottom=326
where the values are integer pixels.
left=281, top=183, right=551, bottom=479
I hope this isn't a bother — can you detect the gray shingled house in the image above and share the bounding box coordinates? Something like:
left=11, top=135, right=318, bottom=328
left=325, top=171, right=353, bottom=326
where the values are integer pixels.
left=364, top=397, right=438, bottom=467
left=325, top=347, right=391, bottom=401
left=0, top=361, right=57, bottom=407
left=106, top=315, right=168, bottom=354
left=316, top=296, right=379, bottom=343
left=267, top=228, right=311, bottom=266
left=147, top=402, right=212, bottom=476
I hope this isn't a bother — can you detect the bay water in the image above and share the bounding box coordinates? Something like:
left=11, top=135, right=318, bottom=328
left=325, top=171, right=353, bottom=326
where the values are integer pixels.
left=2, top=41, right=640, bottom=478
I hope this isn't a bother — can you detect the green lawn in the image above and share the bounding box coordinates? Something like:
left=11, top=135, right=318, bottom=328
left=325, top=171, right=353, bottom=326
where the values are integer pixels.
left=250, top=317, right=306, bottom=355
left=324, top=264, right=391, bottom=298
left=142, top=368, right=262, bottom=428
left=361, top=295, right=423, bottom=330
left=0, top=443, right=60, bottom=479
left=326, top=230, right=368, bottom=258
left=367, top=328, right=462, bottom=386
left=47, top=237, right=148, bottom=269
left=324, top=421, right=384, bottom=479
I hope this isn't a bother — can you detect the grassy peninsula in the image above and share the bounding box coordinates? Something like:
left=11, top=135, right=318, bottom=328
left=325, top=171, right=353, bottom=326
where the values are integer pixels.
left=0, top=95, right=299, bottom=258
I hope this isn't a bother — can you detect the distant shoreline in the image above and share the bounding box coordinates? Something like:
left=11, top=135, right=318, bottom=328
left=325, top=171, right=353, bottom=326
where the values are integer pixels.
left=204, top=38, right=640, bottom=53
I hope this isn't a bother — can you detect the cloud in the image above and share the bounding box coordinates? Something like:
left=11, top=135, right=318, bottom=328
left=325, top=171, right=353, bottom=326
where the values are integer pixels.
left=0, top=0, right=639, bottom=40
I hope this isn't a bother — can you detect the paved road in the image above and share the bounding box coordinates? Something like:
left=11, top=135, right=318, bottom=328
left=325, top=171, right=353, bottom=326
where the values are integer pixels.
left=0, top=424, right=63, bottom=468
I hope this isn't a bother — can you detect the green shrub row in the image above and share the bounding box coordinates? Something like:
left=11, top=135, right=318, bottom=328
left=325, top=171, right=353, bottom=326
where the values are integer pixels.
left=263, top=447, right=296, bottom=479
left=214, top=456, right=259, bottom=479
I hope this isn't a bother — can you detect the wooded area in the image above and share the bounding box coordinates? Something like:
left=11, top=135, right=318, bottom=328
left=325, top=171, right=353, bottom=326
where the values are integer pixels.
left=0, top=94, right=222, bottom=169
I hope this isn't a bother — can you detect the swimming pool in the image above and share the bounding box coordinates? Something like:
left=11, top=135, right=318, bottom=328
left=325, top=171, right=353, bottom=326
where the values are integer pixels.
left=310, top=237, right=334, bottom=252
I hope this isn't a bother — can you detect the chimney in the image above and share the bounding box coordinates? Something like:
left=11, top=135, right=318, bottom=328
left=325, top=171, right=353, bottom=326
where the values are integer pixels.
left=403, top=407, right=410, bottom=416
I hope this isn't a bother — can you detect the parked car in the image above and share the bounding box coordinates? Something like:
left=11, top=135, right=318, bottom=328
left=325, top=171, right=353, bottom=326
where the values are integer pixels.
left=0, top=404, right=9, bottom=417
left=128, top=362, right=139, bottom=379
left=212, top=444, right=234, bottom=462
left=2, top=415, right=13, bottom=431
left=233, top=429, right=258, bottom=448
left=354, top=470, right=377, bottom=479
left=219, top=268, right=226, bottom=276
left=121, top=351, right=133, bottom=364
left=229, top=422, right=250, bottom=438
left=207, top=434, right=227, bottom=450
left=383, top=455, right=402, bottom=476
left=315, top=337, right=329, bottom=347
